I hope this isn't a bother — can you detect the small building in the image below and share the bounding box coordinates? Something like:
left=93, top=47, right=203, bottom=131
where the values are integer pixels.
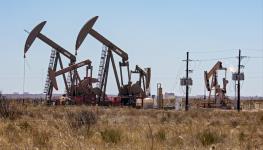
left=164, top=92, right=175, bottom=99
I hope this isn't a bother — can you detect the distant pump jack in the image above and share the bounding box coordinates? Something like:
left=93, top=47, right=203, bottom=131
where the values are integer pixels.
left=204, top=61, right=229, bottom=108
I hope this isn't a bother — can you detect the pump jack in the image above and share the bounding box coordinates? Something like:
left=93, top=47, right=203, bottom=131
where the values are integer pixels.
left=48, top=59, right=98, bottom=104
left=49, top=59, right=91, bottom=90
left=24, top=21, right=90, bottom=101
left=75, top=16, right=134, bottom=105
left=131, top=65, right=151, bottom=99
left=204, top=61, right=229, bottom=107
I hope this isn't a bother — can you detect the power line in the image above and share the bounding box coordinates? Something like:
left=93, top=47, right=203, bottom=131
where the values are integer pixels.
left=189, top=49, right=263, bottom=54
left=189, top=56, right=262, bottom=62
left=189, top=49, right=237, bottom=54
left=192, top=57, right=236, bottom=62
left=178, top=56, right=258, bottom=63
left=242, top=49, right=263, bottom=52
left=247, top=56, right=263, bottom=59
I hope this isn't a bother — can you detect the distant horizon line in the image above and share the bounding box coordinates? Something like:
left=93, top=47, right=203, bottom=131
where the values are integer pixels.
left=2, top=93, right=263, bottom=98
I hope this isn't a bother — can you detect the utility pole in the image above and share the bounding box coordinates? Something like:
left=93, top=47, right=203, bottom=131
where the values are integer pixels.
left=237, top=49, right=241, bottom=112
left=185, top=52, right=189, bottom=111
left=232, top=49, right=245, bottom=111
left=180, top=51, right=192, bottom=111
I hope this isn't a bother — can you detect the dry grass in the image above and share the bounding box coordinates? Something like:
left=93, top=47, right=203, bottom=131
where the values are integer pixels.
left=0, top=101, right=263, bottom=149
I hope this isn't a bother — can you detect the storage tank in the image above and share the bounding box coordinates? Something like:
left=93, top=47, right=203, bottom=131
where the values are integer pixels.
left=136, top=98, right=154, bottom=109
left=143, top=98, right=154, bottom=109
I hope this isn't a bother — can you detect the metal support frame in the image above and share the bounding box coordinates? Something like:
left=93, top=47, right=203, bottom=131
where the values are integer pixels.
left=98, top=50, right=125, bottom=103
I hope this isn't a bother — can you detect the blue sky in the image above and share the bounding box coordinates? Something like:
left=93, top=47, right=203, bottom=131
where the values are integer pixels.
left=0, top=0, right=262, bottom=96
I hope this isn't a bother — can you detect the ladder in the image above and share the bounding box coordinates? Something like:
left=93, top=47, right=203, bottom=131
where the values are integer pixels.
left=65, top=72, right=72, bottom=94
left=97, top=45, right=108, bottom=88
left=43, top=49, right=56, bottom=95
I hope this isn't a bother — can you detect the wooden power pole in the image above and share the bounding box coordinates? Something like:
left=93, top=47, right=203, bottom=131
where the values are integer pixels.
left=237, top=49, right=241, bottom=112
left=185, top=52, right=189, bottom=111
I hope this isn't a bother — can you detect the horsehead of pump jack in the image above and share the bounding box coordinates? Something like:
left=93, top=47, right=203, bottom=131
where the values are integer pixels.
left=75, top=16, right=129, bottom=61
left=24, top=21, right=76, bottom=63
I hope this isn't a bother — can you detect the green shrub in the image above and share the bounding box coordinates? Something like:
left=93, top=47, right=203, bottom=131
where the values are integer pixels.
left=0, top=99, right=22, bottom=120
left=196, top=129, right=223, bottom=146
left=67, top=110, right=97, bottom=130
left=160, top=116, right=168, bottom=123
left=230, top=119, right=239, bottom=128
left=259, top=115, right=263, bottom=124
left=155, top=129, right=166, bottom=142
left=32, top=130, right=51, bottom=148
left=4, top=123, right=22, bottom=143
left=100, top=128, right=122, bottom=144
left=239, top=131, right=246, bottom=142
left=18, top=121, right=32, bottom=131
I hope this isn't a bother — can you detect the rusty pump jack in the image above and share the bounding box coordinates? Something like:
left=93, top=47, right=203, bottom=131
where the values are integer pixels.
left=130, top=65, right=151, bottom=99
left=204, top=61, right=229, bottom=107
left=48, top=59, right=98, bottom=103
left=49, top=59, right=92, bottom=90
left=75, top=16, right=133, bottom=105
left=24, top=21, right=83, bottom=101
